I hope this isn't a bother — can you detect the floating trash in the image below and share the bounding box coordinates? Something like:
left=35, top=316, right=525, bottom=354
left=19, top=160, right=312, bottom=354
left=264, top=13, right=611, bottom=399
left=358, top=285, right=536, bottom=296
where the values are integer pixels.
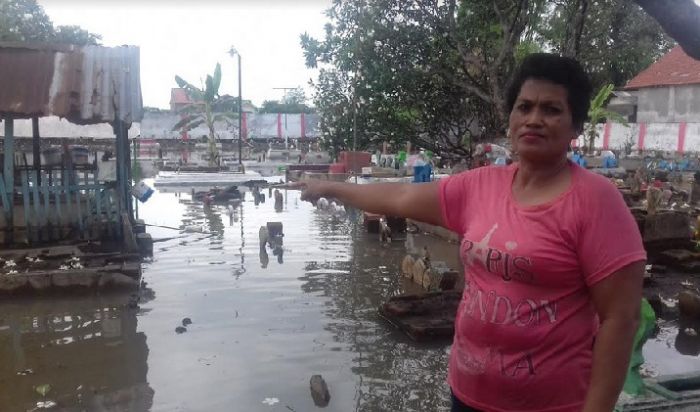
left=685, top=328, right=698, bottom=336
left=4, top=260, right=16, bottom=268
left=35, top=400, right=57, bottom=409
left=35, top=384, right=51, bottom=397
left=262, top=397, right=279, bottom=406
left=16, top=368, right=33, bottom=376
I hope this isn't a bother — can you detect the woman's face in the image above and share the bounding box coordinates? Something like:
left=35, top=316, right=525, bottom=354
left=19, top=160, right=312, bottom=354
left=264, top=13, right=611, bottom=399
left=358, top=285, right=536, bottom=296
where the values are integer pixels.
left=508, top=79, right=577, bottom=163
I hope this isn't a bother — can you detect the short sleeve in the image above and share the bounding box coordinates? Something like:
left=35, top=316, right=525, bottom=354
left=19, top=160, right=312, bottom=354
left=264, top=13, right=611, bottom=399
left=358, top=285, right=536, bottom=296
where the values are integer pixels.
left=578, top=180, right=647, bottom=286
left=438, top=170, right=477, bottom=234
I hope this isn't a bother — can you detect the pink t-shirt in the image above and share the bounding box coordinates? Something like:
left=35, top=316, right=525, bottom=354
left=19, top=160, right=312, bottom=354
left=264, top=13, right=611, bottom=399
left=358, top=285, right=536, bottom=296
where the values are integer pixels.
left=439, top=162, right=646, bottom=412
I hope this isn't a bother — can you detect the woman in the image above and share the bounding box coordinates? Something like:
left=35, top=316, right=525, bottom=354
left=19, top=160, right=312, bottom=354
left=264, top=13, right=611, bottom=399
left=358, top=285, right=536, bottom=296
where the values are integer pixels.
left=296, top=54, right=646, bottom=412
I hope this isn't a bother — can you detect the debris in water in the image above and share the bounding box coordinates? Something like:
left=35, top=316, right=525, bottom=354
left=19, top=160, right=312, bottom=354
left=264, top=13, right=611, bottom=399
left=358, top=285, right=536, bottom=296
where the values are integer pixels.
left=4, top=260, right=16, bottom=268
left=685, top=328, right=698, bottom=336
left=262, top=397, right=279, bottom=406
left=35, top=384, right=51, bottom=397
left=640, top=364, right=659, bottom=378
left=659, top=295, right=677, bottom=308
left=682, top=280, right=694, bottom=288
left=16, top=368, right=34, bottom=376
left=35, top=400, right=57, bottom=409
left=310, top=374, right=331, bottom=407
left=182, top=317, right=192, bottom=326
left=175, top=326, right=187, bottom=334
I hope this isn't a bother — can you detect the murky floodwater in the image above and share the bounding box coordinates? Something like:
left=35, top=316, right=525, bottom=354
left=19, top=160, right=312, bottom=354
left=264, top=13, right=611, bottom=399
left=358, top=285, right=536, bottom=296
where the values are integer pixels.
left=1, top=177, right=459, bottom=412
left=4, top=175, right=700, bottom=412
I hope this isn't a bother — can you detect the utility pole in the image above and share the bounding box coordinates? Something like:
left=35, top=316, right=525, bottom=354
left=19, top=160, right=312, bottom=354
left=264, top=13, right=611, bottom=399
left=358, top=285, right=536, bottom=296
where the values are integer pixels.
left=228, top=47, right=243, bottom=167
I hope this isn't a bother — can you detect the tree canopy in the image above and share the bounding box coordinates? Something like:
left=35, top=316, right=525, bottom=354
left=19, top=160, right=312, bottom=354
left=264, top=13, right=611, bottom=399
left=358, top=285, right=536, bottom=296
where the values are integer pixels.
left=301, top=0, right=675, bottom=158
left=259, top=88, right=314, bottom=114
left=0, top=0, right=101, bottom=45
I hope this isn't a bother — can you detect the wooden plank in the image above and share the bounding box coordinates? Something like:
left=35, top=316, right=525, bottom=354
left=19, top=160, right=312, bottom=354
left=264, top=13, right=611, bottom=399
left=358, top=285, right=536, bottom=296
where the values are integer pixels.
left=0, top=175, right=9, bottom=219
left=30, top=170, right=43, bottom=242
left=42, top=183, right=52, bottom=241
left=94, top=173, right=102, bottom=237
left=74, top=185, right=84, bottom=235
left=30, top=171, right=42, bottom=222
left=105, top=189, right=115, bottom=237
left=21, top=170, right=32, bottom=242
left=63, top=168, right=73, bottom=229
left=3, top=118, right=14, bottom=238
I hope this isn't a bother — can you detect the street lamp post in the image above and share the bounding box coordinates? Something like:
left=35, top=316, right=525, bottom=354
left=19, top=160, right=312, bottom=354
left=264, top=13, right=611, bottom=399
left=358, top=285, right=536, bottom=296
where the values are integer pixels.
left=229, top=47, right=243, bottom=167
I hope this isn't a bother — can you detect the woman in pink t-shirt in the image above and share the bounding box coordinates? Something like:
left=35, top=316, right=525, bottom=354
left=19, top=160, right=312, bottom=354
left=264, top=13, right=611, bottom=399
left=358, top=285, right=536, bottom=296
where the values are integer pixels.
left=296, top=54, right=646, bottom=412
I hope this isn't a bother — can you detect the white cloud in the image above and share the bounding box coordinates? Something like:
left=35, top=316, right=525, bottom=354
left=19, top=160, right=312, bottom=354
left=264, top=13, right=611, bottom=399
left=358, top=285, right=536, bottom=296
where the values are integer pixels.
left=38, top=1, right=330, bottom=109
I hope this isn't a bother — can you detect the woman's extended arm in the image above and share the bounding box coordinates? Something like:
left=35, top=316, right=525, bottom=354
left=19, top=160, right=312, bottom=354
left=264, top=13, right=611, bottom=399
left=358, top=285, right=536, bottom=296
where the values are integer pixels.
left=295, top=180, right=445, bottom=227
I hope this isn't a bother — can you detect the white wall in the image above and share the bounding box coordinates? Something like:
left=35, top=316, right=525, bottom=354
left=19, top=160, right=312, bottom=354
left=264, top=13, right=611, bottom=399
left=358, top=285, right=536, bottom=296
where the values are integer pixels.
left=574, top=122, right=700, bottom=153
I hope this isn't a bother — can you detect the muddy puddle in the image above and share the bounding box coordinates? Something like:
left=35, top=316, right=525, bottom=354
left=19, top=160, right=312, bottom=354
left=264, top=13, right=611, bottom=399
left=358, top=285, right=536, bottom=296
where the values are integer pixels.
left=3, top=176, right=699, bottom=411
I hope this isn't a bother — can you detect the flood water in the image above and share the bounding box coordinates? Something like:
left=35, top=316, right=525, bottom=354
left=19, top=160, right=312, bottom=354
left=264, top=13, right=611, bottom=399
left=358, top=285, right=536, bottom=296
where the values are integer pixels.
left=3, top=176, right=700, bottom=412
left=1, top=177, right=458, bottom=412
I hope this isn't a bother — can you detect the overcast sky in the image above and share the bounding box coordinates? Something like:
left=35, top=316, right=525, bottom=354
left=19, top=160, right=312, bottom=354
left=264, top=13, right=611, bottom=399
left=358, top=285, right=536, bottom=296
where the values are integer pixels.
left=38, top=0, right=331, bottom=109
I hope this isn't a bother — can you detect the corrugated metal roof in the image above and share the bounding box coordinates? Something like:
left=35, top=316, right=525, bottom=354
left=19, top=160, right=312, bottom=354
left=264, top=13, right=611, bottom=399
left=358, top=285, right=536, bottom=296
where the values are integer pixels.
left=624, top=46, right=700, bottom=90
left=0, top=42, right=142, bottom=126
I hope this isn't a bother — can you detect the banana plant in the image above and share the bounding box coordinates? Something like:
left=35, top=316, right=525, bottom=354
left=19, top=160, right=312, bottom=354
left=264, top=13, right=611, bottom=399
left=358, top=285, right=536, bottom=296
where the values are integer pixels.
left=172, top=63, right=238, bottom=167
left=585, top=84, right=629, bottom=153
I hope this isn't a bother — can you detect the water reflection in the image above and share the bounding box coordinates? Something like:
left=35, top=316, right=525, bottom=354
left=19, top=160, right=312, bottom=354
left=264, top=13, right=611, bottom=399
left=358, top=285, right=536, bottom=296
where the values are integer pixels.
left=300, top=211, right=452, bottom=411
left=0, top=295, right=153, bottom=411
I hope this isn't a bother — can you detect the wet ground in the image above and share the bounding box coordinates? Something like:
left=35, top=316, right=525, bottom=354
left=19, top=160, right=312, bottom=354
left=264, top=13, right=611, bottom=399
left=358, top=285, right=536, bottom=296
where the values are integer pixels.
left=3, top=176, right=700, bottom=412
left=1, top=178, right=459, bottom=412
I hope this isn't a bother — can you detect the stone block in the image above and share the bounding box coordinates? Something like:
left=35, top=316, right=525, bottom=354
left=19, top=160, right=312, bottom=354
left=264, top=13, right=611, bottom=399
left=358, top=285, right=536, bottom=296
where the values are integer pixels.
left=412, top=259, right=427, bottom=285
left=309, top=375, right=330, bottom=407
left=136, top=233, right=153, bottom=256
left=121, top=262, right=142, bottom=276
left=0, top=275, right=27, bottom=292
left=27, top=274, right=52, bottom=291
left=401, top=255, right=415, bottom=278
left=658, top=249, right=697, bottom=267
left=644, top=212, right=692, bottom=243
left=133, top=219, right=146, bottom=235
left=679, top=290, right=700, bottom=319
left=52, top=271, right=97, bottom=288
left=98, top=273, right=139, bottom=290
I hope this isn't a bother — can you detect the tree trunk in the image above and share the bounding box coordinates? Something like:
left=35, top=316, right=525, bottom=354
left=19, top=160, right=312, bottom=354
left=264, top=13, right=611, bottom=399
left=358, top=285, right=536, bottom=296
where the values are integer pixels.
left=562, top=0, right=589, bottom=58
left=635, top=0, right=700, bottom=59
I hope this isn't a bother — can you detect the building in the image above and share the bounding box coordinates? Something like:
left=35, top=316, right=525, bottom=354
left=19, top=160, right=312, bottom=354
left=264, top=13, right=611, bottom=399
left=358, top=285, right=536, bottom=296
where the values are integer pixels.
left=622, top=46, right=700, bottom=123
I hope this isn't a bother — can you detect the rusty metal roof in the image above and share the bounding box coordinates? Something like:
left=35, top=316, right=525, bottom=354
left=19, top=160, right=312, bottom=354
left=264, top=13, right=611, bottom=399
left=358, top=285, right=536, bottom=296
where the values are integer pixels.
left=0, top=42, right=142, bottom=126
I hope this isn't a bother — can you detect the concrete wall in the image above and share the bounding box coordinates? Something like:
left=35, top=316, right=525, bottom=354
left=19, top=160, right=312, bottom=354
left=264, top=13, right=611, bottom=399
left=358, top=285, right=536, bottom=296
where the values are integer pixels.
left=573, top=122, right=700, bottom=153
left=636, top=85, right=700, bottom=123
left=139, top=112, right=320, bottom=140
left=0, top=117, right=140, bottom=139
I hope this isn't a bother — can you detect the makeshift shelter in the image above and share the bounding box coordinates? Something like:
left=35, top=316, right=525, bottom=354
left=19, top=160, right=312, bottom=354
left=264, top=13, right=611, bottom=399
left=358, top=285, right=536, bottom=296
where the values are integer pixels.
left=0, top=42, right=143, bottom=245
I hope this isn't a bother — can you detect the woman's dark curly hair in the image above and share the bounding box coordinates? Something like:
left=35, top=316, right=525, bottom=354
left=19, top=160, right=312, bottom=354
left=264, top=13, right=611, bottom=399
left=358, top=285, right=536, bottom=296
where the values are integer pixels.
left=505, top=53, right=593, bottom=132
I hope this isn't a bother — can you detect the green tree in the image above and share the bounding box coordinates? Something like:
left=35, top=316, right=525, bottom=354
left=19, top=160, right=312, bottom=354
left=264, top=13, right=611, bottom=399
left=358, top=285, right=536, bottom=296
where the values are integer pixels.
left=54, top=25, right=101, bottom=45
left=172, top=63, right=238, bottom=167
left=585, top=84, right=628, bottom=152
left=0, top=0, right=100, bottom=45
left=541, top=0, right=673, bottom=91
left=301, top=0, right=545, bottom=159
left=259, top=88, right=314, bottom=114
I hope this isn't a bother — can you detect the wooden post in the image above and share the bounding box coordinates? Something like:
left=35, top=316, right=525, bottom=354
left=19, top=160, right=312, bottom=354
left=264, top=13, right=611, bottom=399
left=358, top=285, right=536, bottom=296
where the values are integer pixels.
left=4, top=116, right=14, bottom=243
left=32, top=117, right=41, bottom=186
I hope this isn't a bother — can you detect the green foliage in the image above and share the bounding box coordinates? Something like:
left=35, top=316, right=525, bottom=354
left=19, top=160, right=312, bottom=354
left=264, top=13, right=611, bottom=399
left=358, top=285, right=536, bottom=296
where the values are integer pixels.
left=542, top=0, right=673, bottom=90
left=0, top=0, right=101, bottom=45
left=621, top=298, right=656, bottom=397
left=585, top=84, right=629, bottom=152
left=173, top=63, right=238, bottom=166
left=54, top=25, right=101, bottom=45
left=303, top=0, right=671, bottom=160
left=259, top=88, right=314, bottom=114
